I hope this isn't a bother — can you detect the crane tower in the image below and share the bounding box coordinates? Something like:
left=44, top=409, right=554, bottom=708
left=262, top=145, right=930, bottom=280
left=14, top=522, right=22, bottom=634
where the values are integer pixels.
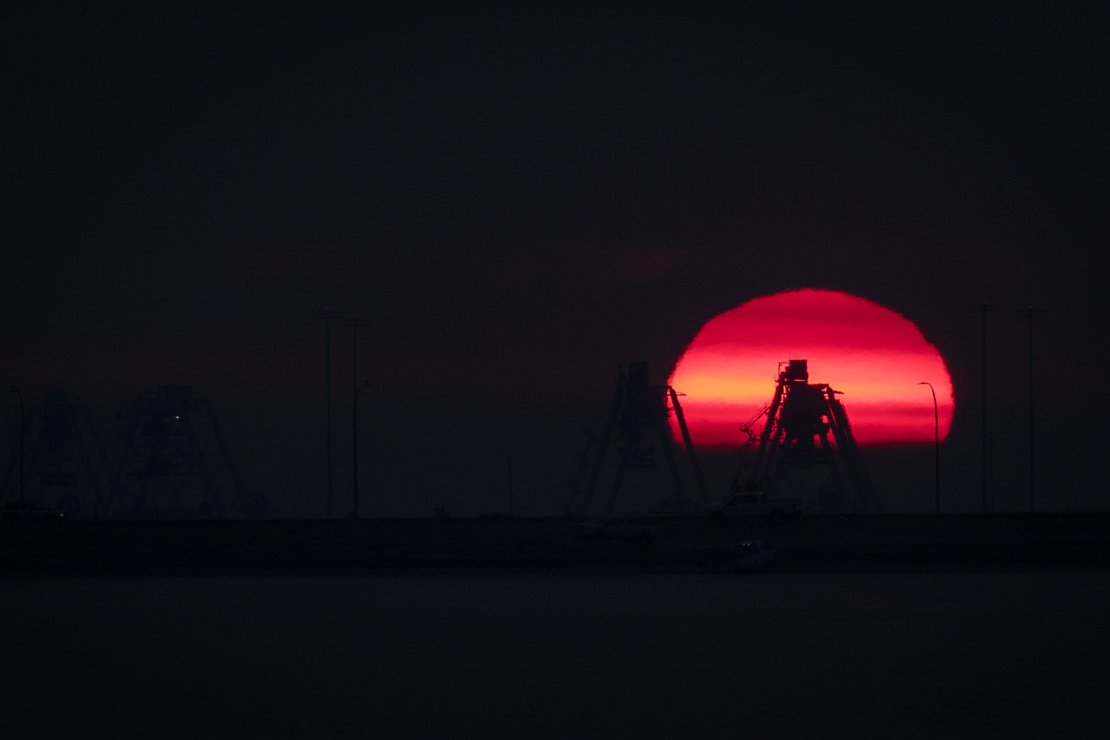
left=2, top=391, right=113, bottom=517
left=110, top=385, right=267, bottom=518
left=571, top=361, right=708, bottom=517
left=738, top=360, right=877, bottom=512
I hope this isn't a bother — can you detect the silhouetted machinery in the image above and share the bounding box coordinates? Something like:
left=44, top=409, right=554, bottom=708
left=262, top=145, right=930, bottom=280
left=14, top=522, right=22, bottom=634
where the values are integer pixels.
left=110, top=385, right=267, bottom=518
left=570, top=361, right=708, bottom=517
left=1, top=392, right=113, bottom=517
left=737, top=360, right=877, bottom=512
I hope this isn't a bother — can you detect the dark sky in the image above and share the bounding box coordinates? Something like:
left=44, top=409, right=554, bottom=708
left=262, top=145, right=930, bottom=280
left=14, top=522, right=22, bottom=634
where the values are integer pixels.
left=4, top=3, right=1108, bottom=516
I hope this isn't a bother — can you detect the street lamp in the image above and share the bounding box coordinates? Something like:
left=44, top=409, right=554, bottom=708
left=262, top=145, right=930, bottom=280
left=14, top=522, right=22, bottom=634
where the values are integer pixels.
left=351, top=379, right=370, bottom=519
left=9, top=386, right=25, bottom=507
left=917, top=381, right=940, bottom=514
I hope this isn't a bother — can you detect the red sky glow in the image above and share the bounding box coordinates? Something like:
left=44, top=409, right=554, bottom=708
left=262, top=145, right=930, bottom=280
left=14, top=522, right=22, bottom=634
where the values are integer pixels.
left=668, top=289, right=955, bottom=447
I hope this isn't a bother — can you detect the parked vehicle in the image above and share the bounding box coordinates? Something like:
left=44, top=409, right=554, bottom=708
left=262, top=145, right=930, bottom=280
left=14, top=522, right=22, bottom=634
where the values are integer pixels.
left=574, top=517, right=658, bottom=543
left=731, top=540, right=776, bottom=571
left=700, top=539, right=776, bottom=572
left=705, top=490, right=804, bottom=522
left=3, top=500, right=65, bottom=523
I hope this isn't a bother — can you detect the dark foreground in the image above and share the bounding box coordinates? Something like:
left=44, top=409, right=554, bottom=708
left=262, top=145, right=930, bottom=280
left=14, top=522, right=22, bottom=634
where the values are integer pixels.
left=3, top=573, right=1110, bottom=738
left=4, top=513, right=1110, bottom=575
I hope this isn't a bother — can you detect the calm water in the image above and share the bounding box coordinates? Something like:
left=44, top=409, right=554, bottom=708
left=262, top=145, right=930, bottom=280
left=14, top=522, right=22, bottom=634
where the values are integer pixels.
left=3, top=573, right=1109, bottom=738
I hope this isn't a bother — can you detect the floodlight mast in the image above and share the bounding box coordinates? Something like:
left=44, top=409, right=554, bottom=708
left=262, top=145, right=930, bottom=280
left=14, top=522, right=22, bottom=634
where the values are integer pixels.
left=346, top=317, right=371, bottom=518
left=352, top=379, right=370, bottom=518
left=312, top=307, right=350, bottom=519
left=1020, top=306, right=1047, bottom=512
left=9, top=387, right=25, bottom=507
left=969, top=301, right=998, bottom=512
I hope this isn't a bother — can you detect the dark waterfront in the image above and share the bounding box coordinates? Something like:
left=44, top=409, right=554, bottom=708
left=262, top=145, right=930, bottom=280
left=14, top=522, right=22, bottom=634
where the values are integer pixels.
left=3, top=573, right=1109, bottom=738
left=5, top=514, right=1110, bottom=574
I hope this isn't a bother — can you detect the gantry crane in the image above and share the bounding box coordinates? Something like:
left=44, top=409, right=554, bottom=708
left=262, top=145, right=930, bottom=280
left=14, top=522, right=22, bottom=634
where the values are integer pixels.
left=2, top=391, right=113, bottom=517
left=737, top=359, right=877, bottom=513
left=570, top=361, right=708, bottom=517
left=110, top=385, right=267, bottom=518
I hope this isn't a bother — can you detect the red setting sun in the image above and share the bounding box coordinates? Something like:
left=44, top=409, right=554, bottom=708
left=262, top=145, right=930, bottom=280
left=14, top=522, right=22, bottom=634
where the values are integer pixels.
left=669, top=289, right=954, bottom=447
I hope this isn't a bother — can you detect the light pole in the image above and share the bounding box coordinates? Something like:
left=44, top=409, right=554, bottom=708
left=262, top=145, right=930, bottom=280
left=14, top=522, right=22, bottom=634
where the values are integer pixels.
left=346, top=317, right=371, bottom=392
left=312, top=308, right=349, bottom=519
left=507, top=454, right=515, bottom=518
left=352, top=379, right=369, bottom=519
left=969, top=300, right=998, bottom=512
left=1020, top=307, right=1047, bottom=513
left=918, top=381, right=940, bottom=514
left=9, top=387, right=25, bottom=507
